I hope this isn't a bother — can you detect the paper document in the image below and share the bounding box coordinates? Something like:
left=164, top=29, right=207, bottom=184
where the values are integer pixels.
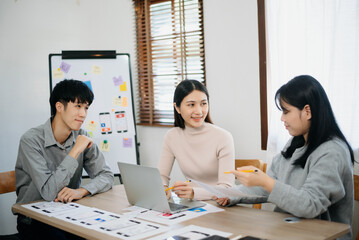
left=122, top=203, right=223, bottom=226
left=148, top=224, right=232, bottom=240
left=22, top=201, right=84, bottom=217
left=22, top=201, right=168, bottom=240
left=191, top=179, right=262, bottom=198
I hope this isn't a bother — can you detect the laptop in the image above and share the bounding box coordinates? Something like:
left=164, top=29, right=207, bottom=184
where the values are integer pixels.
left=117, top=162, right=206, bottom=213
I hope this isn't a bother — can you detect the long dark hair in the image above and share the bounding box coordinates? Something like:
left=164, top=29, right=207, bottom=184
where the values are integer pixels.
left=275, top=75, right=354, bottom=167
left=173, top=80, right=213, bottom=128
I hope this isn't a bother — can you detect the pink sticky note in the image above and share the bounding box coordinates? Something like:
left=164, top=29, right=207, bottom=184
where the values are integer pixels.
left=113, top=76, right=123, bottom=86
left=60, top=61, right=71, bottom=73
left=123, top=138, right=132, bottom=148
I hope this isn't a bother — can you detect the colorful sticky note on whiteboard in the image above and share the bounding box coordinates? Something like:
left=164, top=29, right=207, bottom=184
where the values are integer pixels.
left=83, top=81, right=93, bottom=93
left=59, top=61, right=71, bottom=73
left=123, top=138, right=132, bottom=148
left=86, top=120, right=97, bottom=132
left=53, top=68, right=64, bottom=79
left=92, top=65, right=102, bottom=75
left=119, top=81, right=127, bottom=91
left=100, top=140, right=110, bottom=152
left=113, top=96, right=123, bottom=106
left=122, top=97, right=128, bottom=107
left=113, top=76, right=123, bottom=86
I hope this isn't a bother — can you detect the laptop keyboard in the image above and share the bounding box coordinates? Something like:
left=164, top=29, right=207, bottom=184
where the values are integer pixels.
left=168, top=202, right=188, bottom=211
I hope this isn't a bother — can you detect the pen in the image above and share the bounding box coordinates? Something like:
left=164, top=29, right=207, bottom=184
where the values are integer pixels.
left=165, top=180, right=191, bottom=191
left=224, top=169, right=258, bottom=174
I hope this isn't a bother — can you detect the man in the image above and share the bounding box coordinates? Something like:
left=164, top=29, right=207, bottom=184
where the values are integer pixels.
left=15, top=79, right=114, bottom=239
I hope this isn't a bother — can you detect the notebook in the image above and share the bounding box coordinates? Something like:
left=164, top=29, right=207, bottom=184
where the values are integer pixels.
left=117, top=162, right=206, bottom=213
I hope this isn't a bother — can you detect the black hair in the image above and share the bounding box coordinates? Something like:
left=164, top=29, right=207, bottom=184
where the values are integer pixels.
left=173, top=79, right=213, bottom=128
left=50, top=79, right=94, bottom=117
left=275, top=75, right=354, bottom=167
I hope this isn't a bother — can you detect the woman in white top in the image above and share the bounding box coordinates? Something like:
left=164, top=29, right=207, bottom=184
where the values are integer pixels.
left=158, top=80, right=235, bottom=200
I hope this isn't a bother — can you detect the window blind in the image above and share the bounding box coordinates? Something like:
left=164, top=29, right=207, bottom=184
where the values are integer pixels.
left=134, top=0, right=206, bottom=126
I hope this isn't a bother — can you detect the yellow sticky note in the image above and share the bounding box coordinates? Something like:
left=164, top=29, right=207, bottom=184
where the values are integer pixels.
left=122, top=97, right=128, bottom=107
left=53, top=68, right=64, bottom=79
left=119, top=81, right=127, bottom=91
left=86, top=120, right=98, bottom=132
left=99, top=140, right=110, bottom=152
left=88, top=132, right=93, bottom=138
left=113, top=96, right=123, bottom=106
left=92, top=65, right=102, bottom=75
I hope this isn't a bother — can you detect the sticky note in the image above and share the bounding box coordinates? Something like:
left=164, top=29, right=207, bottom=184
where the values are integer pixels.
left=88, top=132, right=93, bottom=138
left=59, top=61, right=71, bottom=73
left=83, top=81, right=93, bottom=93
left=189, top=208, right=206, bottom=212
left=122, top=97, right=128, bottom=107
left=119, top=81, right=127, bottom=91
left=123, top=138, right=132, bottom=148
left=100, top=140, right=110, bottom=152
left=113, top=76, right=123, bottom=86
left=53, top=68, right=64, bottom=79
left=86, top=120, right=97, bottom=132
left=113, top=96, right=123, bottom=106
left=92, top=65, right=102, bottom=75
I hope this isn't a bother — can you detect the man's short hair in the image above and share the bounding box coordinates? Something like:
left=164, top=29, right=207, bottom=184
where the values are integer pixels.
left=50, top=79, right=94, bottom=116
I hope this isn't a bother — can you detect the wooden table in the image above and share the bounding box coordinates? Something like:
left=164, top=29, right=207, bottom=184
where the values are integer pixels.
left=12, top=185, right=350, bottom=240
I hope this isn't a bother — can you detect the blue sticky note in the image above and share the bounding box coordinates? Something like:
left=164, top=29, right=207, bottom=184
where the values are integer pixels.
left=83, top=81, right=93, bottom=93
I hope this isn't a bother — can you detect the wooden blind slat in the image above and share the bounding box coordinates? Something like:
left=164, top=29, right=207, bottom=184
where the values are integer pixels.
left=134, top=0, right=206, bottom=125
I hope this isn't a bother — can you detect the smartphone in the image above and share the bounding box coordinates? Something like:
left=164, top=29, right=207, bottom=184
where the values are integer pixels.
left=99, top=112, right=112, bottom=134
left=239, top=237, right=264, bottom=240
left=167, top=231, right=210, bottom=240
left=115, top=111, right=128, bottom=133
left=202, top=235, right=229, bottom=240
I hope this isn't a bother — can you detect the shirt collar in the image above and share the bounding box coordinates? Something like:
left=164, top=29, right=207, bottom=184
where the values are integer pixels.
left=44, top=118, right=75, bottom=148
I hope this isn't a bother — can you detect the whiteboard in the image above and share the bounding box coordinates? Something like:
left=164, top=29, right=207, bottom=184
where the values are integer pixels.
left=49, top=51, right=139, bottom=175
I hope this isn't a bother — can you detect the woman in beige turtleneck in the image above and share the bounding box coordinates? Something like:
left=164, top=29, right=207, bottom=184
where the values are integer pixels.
left=158, top=80, right=235, bottom=200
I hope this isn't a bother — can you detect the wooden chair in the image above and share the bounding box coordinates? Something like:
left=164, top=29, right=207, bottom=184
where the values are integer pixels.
left=0, top=170, right=20, bottom=239
left=235, top=159, right=267, bottom=209
left=0, top=170, right=16, bottom=194
left=354, top=174, right=359, bottom=240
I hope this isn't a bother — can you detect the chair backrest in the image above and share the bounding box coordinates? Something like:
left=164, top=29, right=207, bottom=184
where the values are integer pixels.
left=0, top=170, right=16, bottom=194
left=235, top=159, right=267, bottom=173
left=235, top=159, right=267, bottom=209
left=355, top=175, right=359, bottom=240
left=354, top=174, right=359, bottom=201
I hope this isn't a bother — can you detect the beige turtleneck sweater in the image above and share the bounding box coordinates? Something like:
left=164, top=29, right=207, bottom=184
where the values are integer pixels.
left=158, top=122, right=235, bottom=200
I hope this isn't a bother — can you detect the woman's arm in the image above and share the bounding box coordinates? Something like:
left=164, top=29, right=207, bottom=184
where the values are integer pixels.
left=158, top=132, right=176, bottom=187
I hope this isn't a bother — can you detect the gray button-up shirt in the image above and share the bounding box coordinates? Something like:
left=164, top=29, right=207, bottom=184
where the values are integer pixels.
left=15, top=118, right=114, bottom=204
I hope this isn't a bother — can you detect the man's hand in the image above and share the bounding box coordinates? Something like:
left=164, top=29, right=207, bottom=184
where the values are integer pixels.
left=55, top=187, right=89, bottom=203
left=68, top=135, right=93, bottom=160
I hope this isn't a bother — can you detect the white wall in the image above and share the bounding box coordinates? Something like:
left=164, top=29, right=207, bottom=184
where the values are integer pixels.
left=0, top=0, right=264, bottom=235
left=138, top=0, right=267, bottom=174
left=0, top=0, right=136, bottom=234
